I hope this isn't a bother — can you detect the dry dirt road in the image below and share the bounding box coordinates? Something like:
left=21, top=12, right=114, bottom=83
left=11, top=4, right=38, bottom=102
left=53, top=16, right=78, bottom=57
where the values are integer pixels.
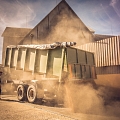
left=0, top=95, right=120, bottom=120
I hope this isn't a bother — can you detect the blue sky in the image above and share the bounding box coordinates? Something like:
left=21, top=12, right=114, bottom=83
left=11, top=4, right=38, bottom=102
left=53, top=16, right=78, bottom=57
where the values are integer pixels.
left=0, top=0, right=120, bottom=63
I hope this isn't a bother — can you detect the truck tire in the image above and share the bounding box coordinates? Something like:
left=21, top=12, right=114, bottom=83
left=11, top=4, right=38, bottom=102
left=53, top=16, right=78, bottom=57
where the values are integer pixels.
left=27, top=85, right=37, bottom=103
left=17, top=85, right=27, bottom=101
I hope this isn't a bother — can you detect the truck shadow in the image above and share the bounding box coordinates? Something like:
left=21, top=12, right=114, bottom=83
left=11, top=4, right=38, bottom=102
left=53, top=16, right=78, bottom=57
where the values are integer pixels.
left=0, top=94, right=64, bottom=108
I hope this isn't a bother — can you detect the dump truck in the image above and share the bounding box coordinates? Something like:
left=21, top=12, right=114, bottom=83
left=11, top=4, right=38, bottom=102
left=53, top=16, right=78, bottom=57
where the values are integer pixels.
left=4, top=42, right=97, bottom=105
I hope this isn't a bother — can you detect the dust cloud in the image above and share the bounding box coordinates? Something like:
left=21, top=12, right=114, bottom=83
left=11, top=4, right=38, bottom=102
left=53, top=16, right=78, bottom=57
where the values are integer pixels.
left=29, top=9, right=94, bottom=46
left=45, top=11, right=93, bottom=46
left=63, top=83, right=120, bottom=118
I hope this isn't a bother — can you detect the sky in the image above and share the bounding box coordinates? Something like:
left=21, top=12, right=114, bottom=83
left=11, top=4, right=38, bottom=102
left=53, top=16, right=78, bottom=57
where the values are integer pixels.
left=0, top=0, right=120, bottom=63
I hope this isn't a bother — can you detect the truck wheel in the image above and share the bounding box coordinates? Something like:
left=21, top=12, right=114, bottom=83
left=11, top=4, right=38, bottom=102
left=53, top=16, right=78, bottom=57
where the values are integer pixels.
left=17, top=85, right=27, bottom=101
left=27, top=85, right=37, bottom=103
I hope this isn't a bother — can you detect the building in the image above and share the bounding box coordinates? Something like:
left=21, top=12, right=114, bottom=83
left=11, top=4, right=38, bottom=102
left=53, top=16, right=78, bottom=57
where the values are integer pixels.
left=19, top=0, right=94, bottom=45
left=1, top=27, right=32, bottom=64
left=79, top=35, right=120, bottom=93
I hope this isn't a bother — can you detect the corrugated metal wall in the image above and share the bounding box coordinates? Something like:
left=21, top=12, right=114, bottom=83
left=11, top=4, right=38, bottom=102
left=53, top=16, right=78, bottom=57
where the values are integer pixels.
left=78, top=36, right=120, bottom=74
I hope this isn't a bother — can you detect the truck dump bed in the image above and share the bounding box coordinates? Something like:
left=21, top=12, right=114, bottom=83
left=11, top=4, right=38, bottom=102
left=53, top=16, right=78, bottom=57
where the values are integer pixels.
left=4, top=42, right=96, bottom=82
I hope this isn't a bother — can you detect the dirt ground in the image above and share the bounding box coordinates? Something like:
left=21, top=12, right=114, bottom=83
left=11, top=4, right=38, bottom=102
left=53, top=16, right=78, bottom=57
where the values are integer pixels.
left=0, top=95, right=120, bottom=120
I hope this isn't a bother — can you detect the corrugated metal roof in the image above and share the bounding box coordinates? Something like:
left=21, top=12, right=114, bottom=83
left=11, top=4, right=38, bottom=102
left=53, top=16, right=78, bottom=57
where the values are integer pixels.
left=79, top=36, right=120, bottom=66
left=1, top=27, right=32, bottom=37
left=94, top=34, right=115, bottom=41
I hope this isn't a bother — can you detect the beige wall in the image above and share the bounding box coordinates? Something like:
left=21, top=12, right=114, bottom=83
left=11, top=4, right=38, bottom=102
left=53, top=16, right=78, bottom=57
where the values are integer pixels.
left=95, top=74, right=120, bottom=89
left=21, top=2, right=93, bottom=46
left=95, top=74, right=120, bottom=97
left=2, top=36, right=24, bottom=65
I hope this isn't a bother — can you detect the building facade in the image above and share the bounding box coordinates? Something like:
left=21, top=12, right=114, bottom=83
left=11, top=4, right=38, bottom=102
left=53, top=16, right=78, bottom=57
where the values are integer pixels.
left=19, top=0, right=94, bottom=45
left=1, top=27, right=32, bottom=64
left=79, top=36, right=120, bottom=91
